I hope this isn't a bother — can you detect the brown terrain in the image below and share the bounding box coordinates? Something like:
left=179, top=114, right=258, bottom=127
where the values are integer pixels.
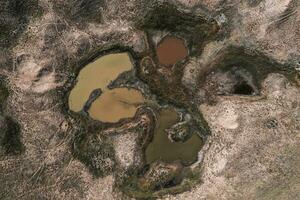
left=0, top=0, right=299, bottom=199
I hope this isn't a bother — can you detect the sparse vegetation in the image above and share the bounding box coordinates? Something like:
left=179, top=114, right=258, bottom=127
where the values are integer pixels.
left=53, top=0, right=105, bottom=27
left=72, top=130, right=116, bottom=177
left=0, top=0, right=43, bottom=48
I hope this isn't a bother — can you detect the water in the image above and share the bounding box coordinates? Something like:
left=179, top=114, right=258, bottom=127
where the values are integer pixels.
left=68, top=53, right=145, bottom=123
left=89, top=88, right=144, bottom=123
left=145, top=108, right=203, bottom=164
left=68, top=53, right=133, bottom=112
left=156, top=36, right=188, bottom=66
left=68, top=50, right=202, bottom=165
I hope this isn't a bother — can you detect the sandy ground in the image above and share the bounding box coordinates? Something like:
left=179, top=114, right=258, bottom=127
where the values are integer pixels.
left=0, top=0, right=299, bottom=199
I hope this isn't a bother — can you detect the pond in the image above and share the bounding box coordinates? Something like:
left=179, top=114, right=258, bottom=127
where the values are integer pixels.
left=145, top=108, right=203, bottom=164
left=68, top=53, right=134, bottom=112
left=156, top=36, right=188, bottom=66
left=68, top=53, right=145, bottom=123
left=69, top=51, right=202, bottom=163
left=89, top=87, right=144, bottom=123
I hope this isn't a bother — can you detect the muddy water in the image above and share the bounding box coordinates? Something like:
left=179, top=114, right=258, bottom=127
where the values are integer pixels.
left=156, top=36, right=188, bottom=66
left=89, top=88, right=144, bottom=123
left=68, top=52, right=146, bottom=123
left=145, top=108, right=203, bottom=164
left=68, top=53, right=133, bottom=112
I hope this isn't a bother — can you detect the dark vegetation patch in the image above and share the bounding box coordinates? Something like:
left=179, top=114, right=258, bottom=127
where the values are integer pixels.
left=82, top=88, right=102, bottom=114
left=201, top=67, right=258, bottom=98
left=0, top=0, right=43, bottom=48
left=214, top=47, right=296, bottom=81
left=138, top=55, right=210, bottom=141
left=0, top=50, right=13, bottom=72
left=0, top=77, right=9, bottom=109
left=76, top=37, right=91, bottom=57
left=0, top=77, right=24, bottom=155
left=139, top=56, right=189, bottom=106
left=198, top=46, right=297, bottom=99
left=44, top=21, right=68, bottom=48
left=72, top=126, right=116, bottom=177
left=0, top=116, right=24, bottom=155
left=136, top=2, right=218, bottom=55
left=107, top=71, right=141, bottom=90
left=69, top=107, right=154, bottom=179
left=135, top=3, right=217, bottom=136
left=117, top=162, right=203, bottom=199
left=53, top=0, right=106, bottom=28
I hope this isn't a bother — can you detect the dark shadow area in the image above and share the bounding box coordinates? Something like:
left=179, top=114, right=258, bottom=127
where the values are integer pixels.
left=0, top=116, right=24, bottom=155
left=0, top=77, right=24, bottom=155
left=233, top=81, right=255, bottom=95
left=0, top=77, right=9, bottom=109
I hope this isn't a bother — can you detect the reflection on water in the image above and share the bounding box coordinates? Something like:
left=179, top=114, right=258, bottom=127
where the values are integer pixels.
left=89, top=88, right=144, bottom=123
left=145, top=108, right=203, bottom=164
left=68, top=53, right=133, bottom=112
left=156, top=36, right=188, bottom=66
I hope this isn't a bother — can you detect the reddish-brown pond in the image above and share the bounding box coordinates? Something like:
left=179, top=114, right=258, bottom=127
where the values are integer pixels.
left=156, top=36, right=188, bottom=66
